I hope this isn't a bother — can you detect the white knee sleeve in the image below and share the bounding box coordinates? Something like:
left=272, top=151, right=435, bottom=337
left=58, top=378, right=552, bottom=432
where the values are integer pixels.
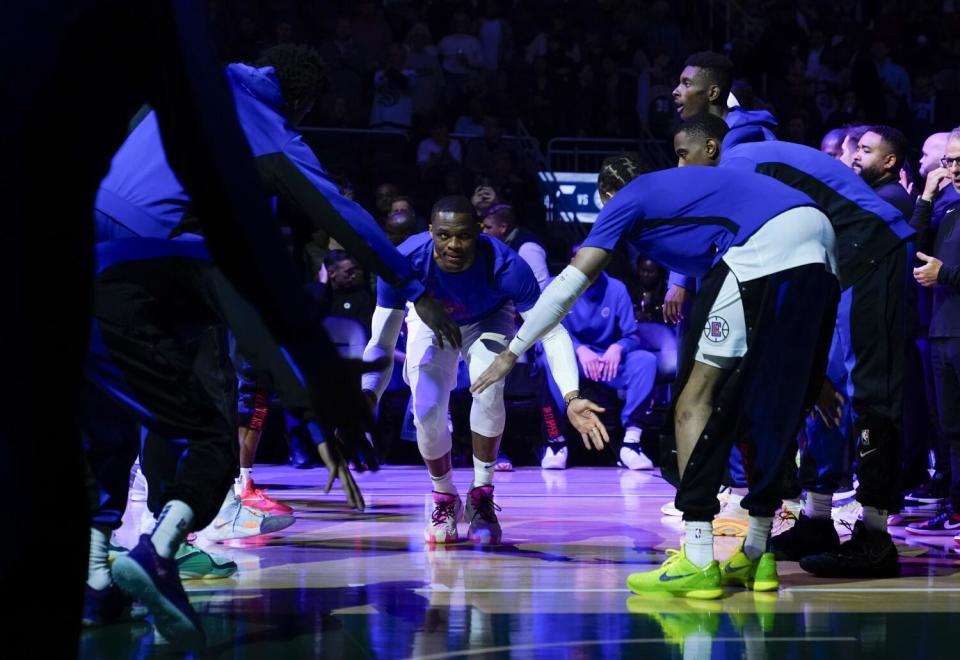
left=466, top=329, right=509, bottom=437
left=470, top=381, right=506, bottom=438
left=413, top=396, right=453, bottom=460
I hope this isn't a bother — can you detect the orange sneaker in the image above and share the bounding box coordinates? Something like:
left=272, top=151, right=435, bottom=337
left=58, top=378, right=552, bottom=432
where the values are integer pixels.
left=240, top=479, right=294, bottom=515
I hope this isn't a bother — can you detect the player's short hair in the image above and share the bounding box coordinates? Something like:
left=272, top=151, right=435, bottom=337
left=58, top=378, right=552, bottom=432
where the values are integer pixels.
left=431, top=195, right=477, bottom=219
left=866, top=124, right=910, bottom=170
left=684, top=51, right=733, bottom=98
left=675, top=112, right=729, bottom=143
left=597, top=153, right=646, bottom=196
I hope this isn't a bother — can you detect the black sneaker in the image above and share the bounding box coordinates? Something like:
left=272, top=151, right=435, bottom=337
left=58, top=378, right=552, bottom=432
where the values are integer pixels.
left=799, top=520, right=900, bottom=578
left=905, top=510, right=960, bottom=536
left=112, top=535, right=206, bottom=648
left=770, top=512, right=840, bottom=561
left=81, top=584, right=146, bottom=627
left=905, top=477, right=948, bottom=504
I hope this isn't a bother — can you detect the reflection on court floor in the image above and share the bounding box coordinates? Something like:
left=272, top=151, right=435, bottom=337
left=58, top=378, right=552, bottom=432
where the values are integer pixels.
left=82, top=466, right=960, bottom=658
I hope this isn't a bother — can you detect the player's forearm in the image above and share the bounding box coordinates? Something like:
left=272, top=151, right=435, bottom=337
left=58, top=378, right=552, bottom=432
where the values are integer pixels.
left=508, top=265, right=591, bottom=356
left=536, top=321, right=580, bottom=399
left=361, top=306, right=405, bottom=400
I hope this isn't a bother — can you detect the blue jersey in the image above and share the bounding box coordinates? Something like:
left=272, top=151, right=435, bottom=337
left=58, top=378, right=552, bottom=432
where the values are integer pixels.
left=721, top=123, right=915, bottom=289
left=95, top=63, right=424, bottom=301
left=582, top=167, right=817, bottom=279
left=726, top=107, right=778, bottom=141
left=377, top=233, right=540, bottom=325
left=554, top=273, right=640, bottom=355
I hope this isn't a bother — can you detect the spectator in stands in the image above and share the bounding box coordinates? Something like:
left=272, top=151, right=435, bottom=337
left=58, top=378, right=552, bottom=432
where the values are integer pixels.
left=853, top=125, right=915, bottom=217
left=905, top=127, right=960, bottom=535
left=872, top=39, right=911, bottom=121
left=437, top=11, right=484, bottom=106
left=417, top=119, right=463, bottom=177
left=839, top=124, right=869, bottom=168
left=821, top=127, right=848, bottom=159
left=471, top=181, right=498, bottom=215
left=541, top=245, right=658, bottom=471
left=454, top=96, right=487, bottom=137
left=465, top=116, right=516, bottom=179
left=318, top=250, right=376, bottom=328
left=480, top=203, right=548, bottom=289
left=353, top=0, right=393, bottom=73
left=477, top=0, right=513, bottom=73
left=370, top=45, right=416, bottom=129
left=403, top=23, right=444, bottom=123
left=319, top=17, right=364, bottom=124
left=375, top=182, right=401, bottom=224
left=633, top=258, right=668, bottom=324
left=384, top=197, right=424, bottom=246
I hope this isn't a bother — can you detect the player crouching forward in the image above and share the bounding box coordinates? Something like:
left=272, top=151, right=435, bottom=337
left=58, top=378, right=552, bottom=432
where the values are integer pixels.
left=363, top=196, right=607, bottom=544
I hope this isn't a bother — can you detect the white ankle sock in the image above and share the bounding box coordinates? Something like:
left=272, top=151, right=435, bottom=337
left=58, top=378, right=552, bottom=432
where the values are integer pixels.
left=744, top=516, right=772, bottom=559
left=684, top=521, right=714, bottom=567
left=150, top=500, right=194, bottom=559
left=430, top=469, right=457, bottom=495
left=862, top=506, right=888, bottom=533
left=473, top=455, right=495, bottom=487
left=87, top=527, right=112, bottom=590
left=240, top=467, right=253, bottom=488
left=804, top=492, right=833, bottom=520
left=623, top=426, right=642, bottom=445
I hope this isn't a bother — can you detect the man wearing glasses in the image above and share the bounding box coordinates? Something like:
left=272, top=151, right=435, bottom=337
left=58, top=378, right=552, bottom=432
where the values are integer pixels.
left=906, top=128, right=960, bottom=540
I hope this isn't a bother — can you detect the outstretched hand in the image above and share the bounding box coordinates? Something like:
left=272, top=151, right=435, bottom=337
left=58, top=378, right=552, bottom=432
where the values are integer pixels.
left=567, top=397, right=609, bottom=450
left=317, top=441, right=365, bottom=511
left=470, top=350, right=518, bottom=394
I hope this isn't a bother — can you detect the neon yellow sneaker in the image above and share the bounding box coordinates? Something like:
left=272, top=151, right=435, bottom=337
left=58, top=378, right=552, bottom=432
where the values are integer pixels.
left=719, top=542, right=779, bottom=591
left=627, top=596, right=721, bottom=651
left=626, top=547, right=723, bottom=600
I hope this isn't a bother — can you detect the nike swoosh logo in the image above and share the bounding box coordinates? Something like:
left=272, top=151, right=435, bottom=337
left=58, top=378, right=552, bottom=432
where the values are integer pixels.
left=724, top=562, right=749, bottom=573
left=859, top=448, right=878, bottom=458
left=945, top=521, right=960, bottom=530
left=659, top=572, right=697, bottom=582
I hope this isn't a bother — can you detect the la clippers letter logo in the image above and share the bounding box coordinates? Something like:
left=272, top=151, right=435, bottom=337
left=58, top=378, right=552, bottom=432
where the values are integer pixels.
left=703, top=316, right=729, bottom=343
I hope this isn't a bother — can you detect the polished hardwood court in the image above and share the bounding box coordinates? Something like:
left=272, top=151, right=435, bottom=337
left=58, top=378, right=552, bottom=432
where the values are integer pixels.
left=81, top=465, right=960, bottom=658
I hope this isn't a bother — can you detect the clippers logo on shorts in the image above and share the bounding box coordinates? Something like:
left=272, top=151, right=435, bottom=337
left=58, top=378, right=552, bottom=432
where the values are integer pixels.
left=703, top=316, right=730, bottom=343
left=601, top=307, right=611, bottom=318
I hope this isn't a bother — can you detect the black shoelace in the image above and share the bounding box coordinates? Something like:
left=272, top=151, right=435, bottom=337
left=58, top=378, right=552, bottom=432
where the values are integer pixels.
left=470, top=495, right=501, bottom=523
left=431, top=500, right=457, bottom=525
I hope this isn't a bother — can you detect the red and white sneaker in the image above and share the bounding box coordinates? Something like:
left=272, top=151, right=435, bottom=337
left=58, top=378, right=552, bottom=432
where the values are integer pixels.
left=239, top=479, right=294, bottom=515
left=466, top=485, right=502, bottom=545
left=424, top=491, right=463, bottom=544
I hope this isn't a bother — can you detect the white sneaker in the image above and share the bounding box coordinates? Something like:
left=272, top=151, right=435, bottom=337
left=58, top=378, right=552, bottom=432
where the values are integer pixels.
left=660, top=501, right=682, bottom=517
left=541, top=445, right=568, bottom=470
left=204, top=494, right=295, bottom=541
left=424, top=491, right=463, bottom=544
left=832, top=500, right=862, bottom=535
left=129, top=468, right=148, bottom=502
left=772, top=499, right=802, bottom=537
left=619, top=444, right=653, bottom=471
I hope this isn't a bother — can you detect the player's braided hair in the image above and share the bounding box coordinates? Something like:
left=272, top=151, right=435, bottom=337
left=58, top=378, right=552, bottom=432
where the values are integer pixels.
left=597, top=153, right=645, bottom=196
left=256, top=44, right=326, bottom=109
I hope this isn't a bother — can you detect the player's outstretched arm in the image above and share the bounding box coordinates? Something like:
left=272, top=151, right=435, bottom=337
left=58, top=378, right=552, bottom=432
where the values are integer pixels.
left=471, top=247, right=611, bottom=394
